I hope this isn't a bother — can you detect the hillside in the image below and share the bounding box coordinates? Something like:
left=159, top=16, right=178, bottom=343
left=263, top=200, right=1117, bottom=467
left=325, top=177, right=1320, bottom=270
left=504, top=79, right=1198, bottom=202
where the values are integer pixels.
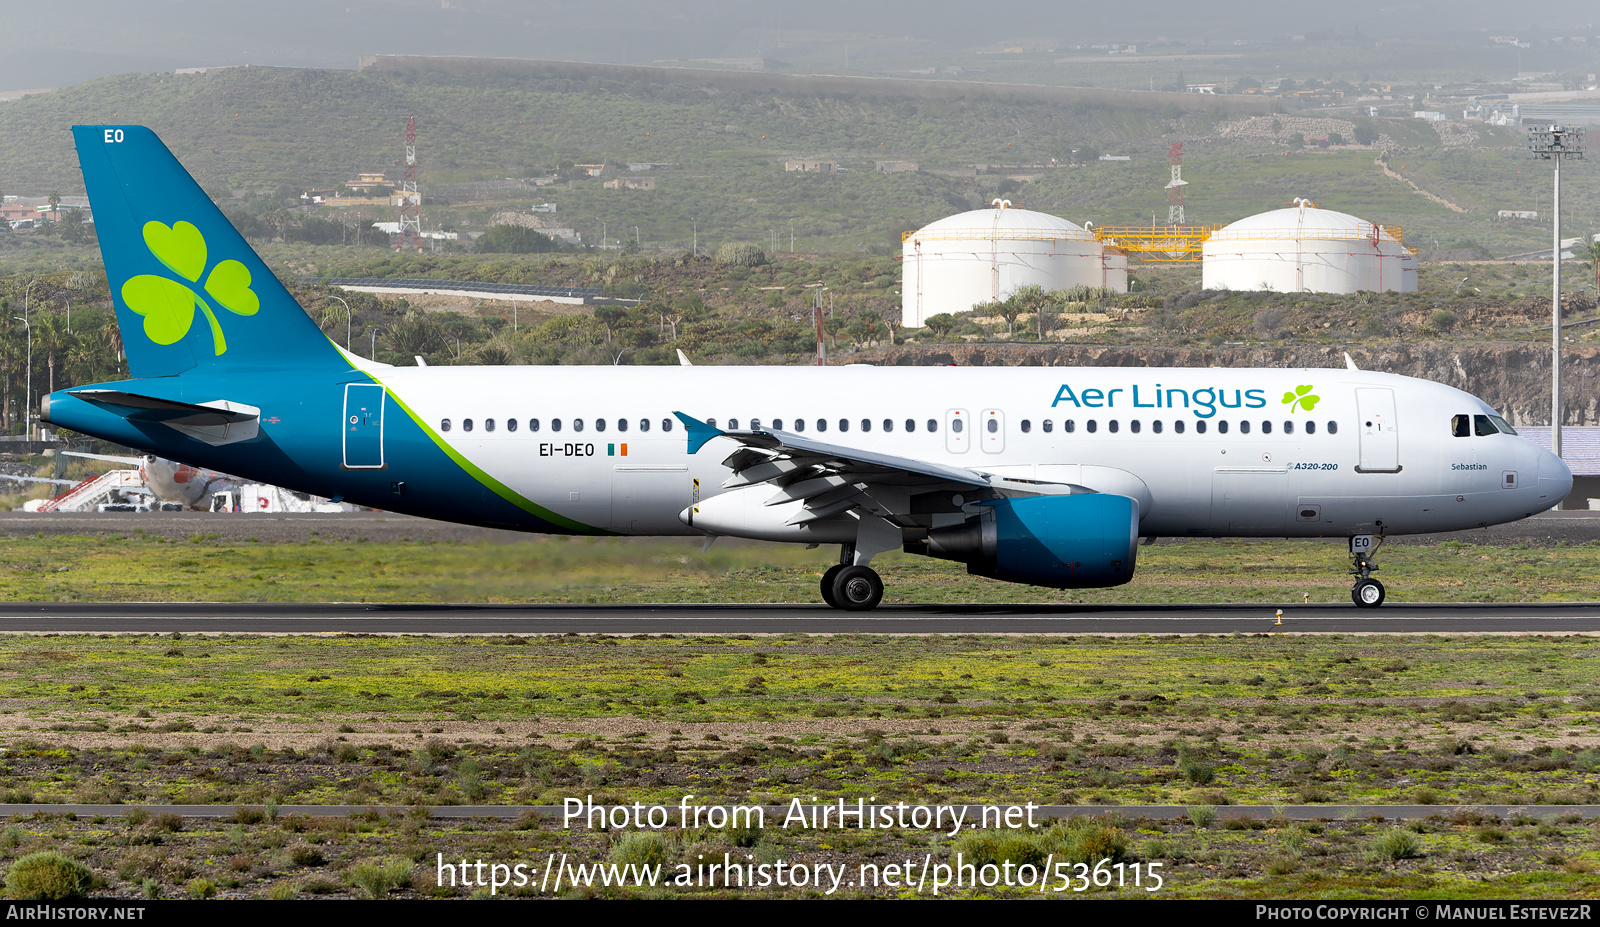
left=0, top=61, right=1586, bottom=258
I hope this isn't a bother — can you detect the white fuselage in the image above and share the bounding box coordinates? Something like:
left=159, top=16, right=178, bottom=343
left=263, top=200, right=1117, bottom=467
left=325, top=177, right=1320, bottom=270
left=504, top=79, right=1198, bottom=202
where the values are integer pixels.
left=356, top=360, right=1571, bottom=540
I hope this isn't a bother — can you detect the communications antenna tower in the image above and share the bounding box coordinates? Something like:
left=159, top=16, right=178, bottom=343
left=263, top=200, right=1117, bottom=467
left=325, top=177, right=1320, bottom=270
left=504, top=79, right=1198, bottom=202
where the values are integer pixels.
left=398, top=115, right=422, bottom=251
left=1166, top=142, right=1187, bottom=225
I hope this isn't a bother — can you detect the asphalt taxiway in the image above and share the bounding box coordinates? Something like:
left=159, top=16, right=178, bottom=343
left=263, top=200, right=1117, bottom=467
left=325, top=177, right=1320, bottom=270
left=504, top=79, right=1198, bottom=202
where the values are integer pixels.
left=1, top=601, right=1598, bottom=634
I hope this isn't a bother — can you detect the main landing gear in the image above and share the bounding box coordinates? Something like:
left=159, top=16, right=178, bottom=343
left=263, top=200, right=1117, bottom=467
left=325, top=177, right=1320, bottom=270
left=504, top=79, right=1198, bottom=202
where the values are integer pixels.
left=1349, top=533, right=1386, bottom=608
left=820, top=545, right=884, bottom=611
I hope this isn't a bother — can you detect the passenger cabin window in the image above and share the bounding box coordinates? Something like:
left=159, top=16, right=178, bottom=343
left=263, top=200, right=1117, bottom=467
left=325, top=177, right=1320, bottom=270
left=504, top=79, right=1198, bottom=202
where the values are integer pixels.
left=1261, top=420, right=1272, bottom=434
left=1042, top=420, right=1054, bottom=433
left=727, top=419, right=738, bottom=430
left=1474, top=414, right=1497, bottom=437
left=1021, top=419, right=1032, bottom=433
left=1218, top=420, right=1229, bottom=434
left=1174, top=420, right=1185, bottom=434
left=661, top=418, right=673, bottom=432
left=987, top=418, right=998, bottom=433
left=883, top=419, right=894, bottom=432
left=793, top=419, right=805, bottom=432
left=440, top=418, right=452, bottom=432
left=1327, top=421, right=1338, bottom=435
left=1238, top=420, right=1249, bottom=435
left=1064, top=420, right=1075, bottom=433
left=595, top=419, right=606, bottom=432
left=1195, top=421, right=1207, bottom=434
left=860, top=419, right=871, bottom=432
left=838, top=419, right=849, bottom=432
left=705, top=418, right=716, bottom=429
left=552, top=419, right=563, bottom=432
left=748, top=418, right=760, bottom=431
left=1304, top=421, right=1315, bottom=435
left=926, top=419, right=937, bottom=432
left=1152, top=420, right=1162, bottom=434
left=530, top=418, right=541, bottom=432
left=463, top=419, right=474, bottom=432
left=616, top=418, right=627, bottom=432
left=1452, top=414, right=1471, bottom=437
left=770, top=419, right=783, bottom=430
left=507, top=418, right=518, bottom=432
left=1282, top=421, right=1292, bottom=435
left=573, top=418, right=585, bottom=432
left=816, top=419, right=827, bottom=432
left=951, top=419, right=963, bottom=433
left=485, top=418, right=496, bottom=432
left=1087, top=420, right=1098, bottom=433
left=1108, top=420, right=1119, bottom=434
left=639, top=418, right=650, bottom=432
left=1129, top=420, right=1140, bottom=434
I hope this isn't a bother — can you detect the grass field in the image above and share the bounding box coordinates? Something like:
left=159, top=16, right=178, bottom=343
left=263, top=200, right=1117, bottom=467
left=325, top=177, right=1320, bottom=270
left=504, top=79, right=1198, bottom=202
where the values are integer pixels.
left=0, top=532, right=1596, bottom=605
left=2, top=630, right=1600, bottom=898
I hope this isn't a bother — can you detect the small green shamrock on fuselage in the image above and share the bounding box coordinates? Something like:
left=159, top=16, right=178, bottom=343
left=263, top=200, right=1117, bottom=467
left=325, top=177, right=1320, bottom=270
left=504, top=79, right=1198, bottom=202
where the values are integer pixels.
left=1282, top=384, right=1320, bottom=413
left=120, top=220, right=259, bottom=356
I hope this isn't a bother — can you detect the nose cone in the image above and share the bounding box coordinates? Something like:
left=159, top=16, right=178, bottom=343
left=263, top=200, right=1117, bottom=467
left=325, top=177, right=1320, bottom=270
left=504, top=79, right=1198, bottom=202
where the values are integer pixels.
left=1539, top=446, right=1574, bottom=505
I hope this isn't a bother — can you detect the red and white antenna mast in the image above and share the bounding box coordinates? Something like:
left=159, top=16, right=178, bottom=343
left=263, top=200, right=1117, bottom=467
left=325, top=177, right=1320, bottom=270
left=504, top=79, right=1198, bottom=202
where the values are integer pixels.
left=398, top=115, right=422, bottom=252
left=1166, top=142, right=1187, bottom=225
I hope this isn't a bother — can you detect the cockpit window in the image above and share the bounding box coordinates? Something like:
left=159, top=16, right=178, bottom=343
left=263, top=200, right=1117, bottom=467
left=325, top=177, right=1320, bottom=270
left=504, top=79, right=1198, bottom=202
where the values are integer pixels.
left=1488, top=414, right=1517, bottom=436
left=1451, top=414, right=1470, bottom=438
left=1473, top=414, right=1497, bottom=437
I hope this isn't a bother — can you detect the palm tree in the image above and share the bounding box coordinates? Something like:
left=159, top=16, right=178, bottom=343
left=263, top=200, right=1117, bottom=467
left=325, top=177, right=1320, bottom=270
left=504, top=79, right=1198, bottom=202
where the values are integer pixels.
left=46, top=191, right=60, bottom=226
left=35, top=312, right=74, bottom=397
left=1587, top=239, right=1600, bottom=303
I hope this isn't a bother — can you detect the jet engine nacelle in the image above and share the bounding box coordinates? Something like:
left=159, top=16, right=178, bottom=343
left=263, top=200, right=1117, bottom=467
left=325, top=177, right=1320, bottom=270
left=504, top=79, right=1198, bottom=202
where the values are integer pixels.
left=910, top=494, right=1140, bottom=588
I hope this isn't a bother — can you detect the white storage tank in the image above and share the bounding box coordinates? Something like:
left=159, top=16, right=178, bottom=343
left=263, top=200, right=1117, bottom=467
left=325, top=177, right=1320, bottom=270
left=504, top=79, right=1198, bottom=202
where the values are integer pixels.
left=902, top=200, right=1126, bottom=329
left=1202, top=199, right=1416, bottom=294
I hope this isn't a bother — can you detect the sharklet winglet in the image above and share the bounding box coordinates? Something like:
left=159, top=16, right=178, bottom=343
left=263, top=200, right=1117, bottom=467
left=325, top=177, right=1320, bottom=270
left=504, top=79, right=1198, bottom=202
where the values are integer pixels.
left=674, top=412, right=724, bottom=454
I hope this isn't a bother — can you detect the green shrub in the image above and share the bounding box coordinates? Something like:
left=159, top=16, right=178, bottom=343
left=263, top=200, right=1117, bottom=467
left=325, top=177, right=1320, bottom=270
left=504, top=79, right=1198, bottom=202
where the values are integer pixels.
left=951, top=831, right=1049, bottom=867
left=1045, top=819, right=1131, bottom=866
left=610, top=831, right=668, bottom=869
left=1186, top=805, right=1217, bottom=829
left=715, top=242, right=767, bottom=267
left=1367, top=829, right=1421, bottom=862
left=345, top=858, right=413, bottom=899
left=6, top=852, right=93, bottom=900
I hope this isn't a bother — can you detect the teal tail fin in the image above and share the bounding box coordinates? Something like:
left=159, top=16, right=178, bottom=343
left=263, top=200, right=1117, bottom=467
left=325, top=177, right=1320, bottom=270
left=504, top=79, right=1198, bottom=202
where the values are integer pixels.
left=72, top=125, right=340, bottom=378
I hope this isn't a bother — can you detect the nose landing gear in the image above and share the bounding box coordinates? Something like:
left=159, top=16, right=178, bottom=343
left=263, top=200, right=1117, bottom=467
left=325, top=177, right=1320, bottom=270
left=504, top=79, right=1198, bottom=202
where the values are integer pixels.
left=1349, top=534, right=1386, bottom=608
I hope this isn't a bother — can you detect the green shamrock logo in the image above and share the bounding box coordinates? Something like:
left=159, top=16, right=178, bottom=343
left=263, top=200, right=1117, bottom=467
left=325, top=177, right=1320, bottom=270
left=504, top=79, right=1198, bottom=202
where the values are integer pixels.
left=120, top=220, right=259, bottom=355
left=1282, top=384, right=1320, bottom=412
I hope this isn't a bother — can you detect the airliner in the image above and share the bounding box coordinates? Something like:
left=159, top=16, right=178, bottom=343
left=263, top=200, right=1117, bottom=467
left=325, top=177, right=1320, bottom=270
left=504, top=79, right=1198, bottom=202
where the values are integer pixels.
left=40, top=126, right=1573, bottom=610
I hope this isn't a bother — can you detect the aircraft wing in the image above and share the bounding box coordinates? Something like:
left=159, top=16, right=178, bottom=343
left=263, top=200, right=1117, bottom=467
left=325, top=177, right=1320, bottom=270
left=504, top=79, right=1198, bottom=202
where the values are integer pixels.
left=0, top=474, right=76, bottom=487
left=673, top=412, right=1055, bottom=529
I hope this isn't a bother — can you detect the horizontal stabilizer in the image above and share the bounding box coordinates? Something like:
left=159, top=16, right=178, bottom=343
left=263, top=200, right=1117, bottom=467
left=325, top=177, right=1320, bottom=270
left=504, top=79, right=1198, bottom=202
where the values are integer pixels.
left=68, top=390, right=260, bottom=446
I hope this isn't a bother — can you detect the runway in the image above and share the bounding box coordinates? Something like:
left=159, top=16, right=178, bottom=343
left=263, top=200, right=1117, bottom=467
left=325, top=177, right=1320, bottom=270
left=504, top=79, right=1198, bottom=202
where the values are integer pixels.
left=3, top=601, right=1600, bottom=634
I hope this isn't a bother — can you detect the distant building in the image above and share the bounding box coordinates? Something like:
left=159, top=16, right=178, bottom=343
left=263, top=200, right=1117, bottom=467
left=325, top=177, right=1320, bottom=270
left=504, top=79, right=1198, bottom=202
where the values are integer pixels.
left=1098, top=154, right=1132, bottom=161
left=875, top=161, right=919, bottom=173
left=1186, top=84, right=1221, bottom=94
left=346, top=172, right=393, bottom=192
left=786, top=160, right=837, bottom=173
left=603, top=176, right=656, bottom=191
left=367, top=222, right=458, bottom=241
left=575, top=163, right=615, bottom=178
left=530, top=203, right=558, bottom=213
left=1412, top=111, right=1446, bottom=121
left=1499, top=209, right=1538, bottom=219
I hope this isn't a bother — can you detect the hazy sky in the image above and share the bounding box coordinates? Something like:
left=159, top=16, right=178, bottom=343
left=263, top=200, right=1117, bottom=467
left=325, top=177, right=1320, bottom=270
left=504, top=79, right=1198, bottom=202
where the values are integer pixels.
left=5, top=0, right=1599, bottom=91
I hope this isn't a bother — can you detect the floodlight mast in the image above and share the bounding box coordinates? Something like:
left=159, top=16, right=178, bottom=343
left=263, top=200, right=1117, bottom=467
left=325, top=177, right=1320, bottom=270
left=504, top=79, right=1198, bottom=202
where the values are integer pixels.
left=1530, top=124, right=1584, bottom=460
